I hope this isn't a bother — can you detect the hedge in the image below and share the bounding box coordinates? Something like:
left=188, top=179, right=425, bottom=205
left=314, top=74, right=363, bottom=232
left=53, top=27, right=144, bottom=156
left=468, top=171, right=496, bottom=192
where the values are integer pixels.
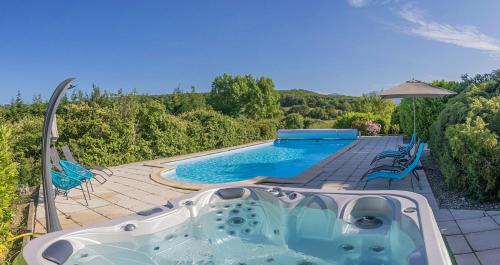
left=6, top=98, right=280, bottom=188
left=333, top=112, right=388, bottom=134
left=429, top=80, right=500, bottom=201
left=397, top=97, right=447, bottom=140
left=0, top=123, right=18, bottom=257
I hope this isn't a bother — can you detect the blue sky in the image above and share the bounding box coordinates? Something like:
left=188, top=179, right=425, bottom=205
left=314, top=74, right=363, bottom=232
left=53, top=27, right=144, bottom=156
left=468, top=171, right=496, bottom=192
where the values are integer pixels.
left=1, top=0, right=499, bottom=103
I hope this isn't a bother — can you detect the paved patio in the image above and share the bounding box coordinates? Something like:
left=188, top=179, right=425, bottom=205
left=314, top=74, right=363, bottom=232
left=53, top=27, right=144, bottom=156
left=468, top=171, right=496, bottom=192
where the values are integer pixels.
left=34, top=136, right=500, bottom=265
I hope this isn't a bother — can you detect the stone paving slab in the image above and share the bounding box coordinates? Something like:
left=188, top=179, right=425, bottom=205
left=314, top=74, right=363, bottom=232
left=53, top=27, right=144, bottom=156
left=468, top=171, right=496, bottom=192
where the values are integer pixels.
left=477, top=249, right=500, bottom=265
left=446, top=235, right=472, bottom=254
left=490, top=213, right=500, bottom=225
left=439, top=220, right=462, bottom=236
left=456, top=216, right=499, bottom=234
left=33, top=136, right=500, bottom=265
left=451, top=209, right=487, bottom=220
left=466, top=229, right=500, bottom=251
left=454, top=253, right=481, bottom=265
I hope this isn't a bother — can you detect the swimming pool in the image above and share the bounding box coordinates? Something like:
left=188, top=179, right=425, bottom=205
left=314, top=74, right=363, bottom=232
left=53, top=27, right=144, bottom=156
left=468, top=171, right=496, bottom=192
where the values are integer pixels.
left=162, top=139, right=353, bottom=184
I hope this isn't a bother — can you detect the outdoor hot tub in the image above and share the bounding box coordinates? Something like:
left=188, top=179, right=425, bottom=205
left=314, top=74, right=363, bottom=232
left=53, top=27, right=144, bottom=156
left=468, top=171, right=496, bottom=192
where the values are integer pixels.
left=21, top=186, right=451, bottom=265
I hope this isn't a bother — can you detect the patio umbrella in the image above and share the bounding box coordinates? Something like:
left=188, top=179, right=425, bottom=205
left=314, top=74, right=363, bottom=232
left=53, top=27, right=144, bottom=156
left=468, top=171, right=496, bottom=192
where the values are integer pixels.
left=379, top=79, right=456, bottom=134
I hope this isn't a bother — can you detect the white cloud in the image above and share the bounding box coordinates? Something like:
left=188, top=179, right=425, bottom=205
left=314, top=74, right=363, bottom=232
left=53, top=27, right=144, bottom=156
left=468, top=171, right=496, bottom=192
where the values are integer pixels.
left=347, top=0, right=370, bottom=8
left=398, top=4, right=500, bottom=53
left=346, top=1, right=500, bottom=54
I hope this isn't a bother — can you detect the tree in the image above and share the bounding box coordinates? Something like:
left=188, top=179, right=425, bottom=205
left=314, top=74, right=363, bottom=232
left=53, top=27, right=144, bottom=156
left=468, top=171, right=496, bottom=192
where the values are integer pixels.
left=208, top=74, right=247, bottom=117
left=354, top=93, right=395, bottom=119
left=245, top=77, right=281, bottom=119
left=169, top=86, right=207, bottom=114
left=283, top=113, right=304, bottom=129
left=208, top=74, right=282, bottom=119
left=308, top=108, right=328, bottom=120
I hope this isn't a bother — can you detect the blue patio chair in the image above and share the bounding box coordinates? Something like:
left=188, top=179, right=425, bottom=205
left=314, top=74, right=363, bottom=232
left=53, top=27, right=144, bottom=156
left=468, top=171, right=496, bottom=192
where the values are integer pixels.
left=361, top=143, right=425, bottom=189
left=50, top=147, right=94, bottom=197
left=62, top=145, right=112, bottom=183
left=59, top=160, right=95, bottom=187
left=370, top=133, right=417, bottom=165
left=51, top=170, right=89, bottom=206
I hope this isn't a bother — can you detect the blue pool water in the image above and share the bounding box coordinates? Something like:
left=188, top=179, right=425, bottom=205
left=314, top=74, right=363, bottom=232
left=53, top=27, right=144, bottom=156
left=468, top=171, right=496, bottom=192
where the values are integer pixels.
left=163, top=139, right=353, bottom=183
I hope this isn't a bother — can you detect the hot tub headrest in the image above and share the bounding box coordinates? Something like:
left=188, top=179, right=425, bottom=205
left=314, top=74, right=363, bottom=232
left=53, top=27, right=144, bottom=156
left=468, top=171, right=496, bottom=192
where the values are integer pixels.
left=216, top=188, right=245, bottom=200
left=42, top=239, right=73, bottom=265
left=306, top=196, right=328, bottom=209
left=137, top=207, right=163, bottom=216
left=408, top=247, right=426, bottom=265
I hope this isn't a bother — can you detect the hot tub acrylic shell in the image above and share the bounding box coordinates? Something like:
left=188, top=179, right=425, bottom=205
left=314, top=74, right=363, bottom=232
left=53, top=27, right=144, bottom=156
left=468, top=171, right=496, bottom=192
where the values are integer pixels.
left=22, top=186, right=451, bottom=265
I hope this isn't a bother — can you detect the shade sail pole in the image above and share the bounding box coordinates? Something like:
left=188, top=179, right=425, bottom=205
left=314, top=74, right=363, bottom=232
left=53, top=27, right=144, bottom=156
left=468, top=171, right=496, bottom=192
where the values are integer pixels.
left=412, top=96, right=416, bottom=135
left=42, top=78, right=75, bottom=232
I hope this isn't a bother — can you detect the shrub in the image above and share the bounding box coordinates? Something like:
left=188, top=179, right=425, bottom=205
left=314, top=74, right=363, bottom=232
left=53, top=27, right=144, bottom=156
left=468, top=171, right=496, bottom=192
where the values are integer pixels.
left=58, top=99, right=141, bottom=166
left=352, top=120, right=381, bottom=136
left=397, top=97, right=447, bottom=140
left=0, top=123, right=18, bottom=257
left=308, top=108, right=329, bottom=120
left=445, top=117, right=499, bottom=200
left=305, top=119, right=336, bottom=129
left=254, top=119, right=279, bottom=139
left=287, top=105, right=310, bottom=117
left=353, top=94, right=395, bottom=122
left=429, top=80, right=500, bottom=201
left=181, top=109, right=261, bottom=150
left=334, top=112, right=388, bottom=133
left=389, top=124, right=400, bottom=135
left=303, top=117, right=319, bottom=128
left=283, top=113, right=304, bottom=129
left=11, top=117, right=43, bottom=187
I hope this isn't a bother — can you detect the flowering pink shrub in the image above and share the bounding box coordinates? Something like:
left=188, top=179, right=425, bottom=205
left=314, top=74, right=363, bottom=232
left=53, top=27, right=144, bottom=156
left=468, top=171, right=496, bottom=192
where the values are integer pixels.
left=351, top=120, right=381, bottom=136
left=365, top=120, right=382, bottom=135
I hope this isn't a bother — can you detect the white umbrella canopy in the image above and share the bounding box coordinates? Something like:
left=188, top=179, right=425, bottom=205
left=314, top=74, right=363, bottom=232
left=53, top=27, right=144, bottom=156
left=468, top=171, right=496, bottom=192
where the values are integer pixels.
left=380, top=79, right=456, bottom=134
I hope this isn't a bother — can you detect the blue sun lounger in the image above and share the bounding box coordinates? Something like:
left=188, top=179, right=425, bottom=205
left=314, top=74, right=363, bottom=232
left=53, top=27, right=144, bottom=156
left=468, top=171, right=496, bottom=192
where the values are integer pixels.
left=370, top=133, right=416, bottom=165
left=362, top=142, right=425, bottom=189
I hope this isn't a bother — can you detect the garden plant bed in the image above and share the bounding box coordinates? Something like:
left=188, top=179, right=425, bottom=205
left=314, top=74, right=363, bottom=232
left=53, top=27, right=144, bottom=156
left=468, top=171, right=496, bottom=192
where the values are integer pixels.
left=3, top=197, right=31, bottom=264
left=421, top=150, right=500, bottom=211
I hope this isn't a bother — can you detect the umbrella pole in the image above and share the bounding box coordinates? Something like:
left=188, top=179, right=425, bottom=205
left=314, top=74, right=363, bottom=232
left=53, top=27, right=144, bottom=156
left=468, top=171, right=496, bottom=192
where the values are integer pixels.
left=413, top=96, right=416, bottom=135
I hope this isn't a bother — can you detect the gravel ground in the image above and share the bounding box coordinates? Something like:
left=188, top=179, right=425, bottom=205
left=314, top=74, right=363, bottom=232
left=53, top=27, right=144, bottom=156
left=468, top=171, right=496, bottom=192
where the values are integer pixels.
left=421, top=150, right=500, bottom=211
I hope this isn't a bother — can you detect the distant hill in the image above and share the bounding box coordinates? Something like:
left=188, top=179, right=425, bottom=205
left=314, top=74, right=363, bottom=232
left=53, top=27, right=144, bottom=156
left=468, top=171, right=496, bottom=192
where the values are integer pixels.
left=278, top=89, right=356, bottom=110
left=142, top=89, right=346, bottom=99
left=278, top=89, right=347, bottom=98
